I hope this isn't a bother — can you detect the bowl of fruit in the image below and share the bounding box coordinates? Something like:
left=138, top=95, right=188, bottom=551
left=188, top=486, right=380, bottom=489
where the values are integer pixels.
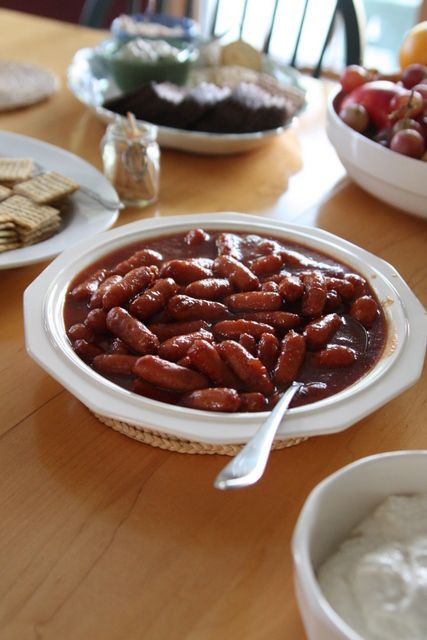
left=326, top=23, right=427, bottom=219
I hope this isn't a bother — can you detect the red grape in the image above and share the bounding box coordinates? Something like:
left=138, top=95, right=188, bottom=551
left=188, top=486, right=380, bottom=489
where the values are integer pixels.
left=339, top=103, right=369, bottom=132
left=391, top=117, right=424, bottom=138
left=340, top=65, right=370, bottom=94
left=412, top=83, right=427, bottom=109
left=389, top=90, right=424, bottom=119
left=401, top=64, right=427, bottom=89
left=415, top=114, right=427, bottom=143
left=390, top=129, right=425, bottom=158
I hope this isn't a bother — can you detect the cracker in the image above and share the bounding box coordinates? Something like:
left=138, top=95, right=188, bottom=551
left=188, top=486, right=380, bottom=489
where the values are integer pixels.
left=0, top=157, right=33, bottom=182
left=0, top=241, right=20, bottom=253
left=21, top=226, right=59, bottom=246
left=220, top=40, right=263, bottom=71
left=13, top=171, right=79, bottom=204
left=0, top=195, right=59, bottom=230
left=19, top=218, right=60, bottom=243
left=0, top=220, right=15, bottom=230
left=0, top=185, right=11, bottom=201
left=0, top=228, right=18, bottom=239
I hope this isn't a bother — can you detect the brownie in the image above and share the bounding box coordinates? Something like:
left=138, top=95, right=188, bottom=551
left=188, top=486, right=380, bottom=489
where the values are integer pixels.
left=193, top=82, right=288, bottom=134
left=104, top=82, right=185, bottom=126
left=104, top=80, right=288, bottom=133
left=181, top=82, right=230, bottom=129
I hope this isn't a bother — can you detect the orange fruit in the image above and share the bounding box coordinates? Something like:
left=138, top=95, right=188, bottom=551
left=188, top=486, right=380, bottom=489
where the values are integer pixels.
left=399, top=21, right=427, bottom=68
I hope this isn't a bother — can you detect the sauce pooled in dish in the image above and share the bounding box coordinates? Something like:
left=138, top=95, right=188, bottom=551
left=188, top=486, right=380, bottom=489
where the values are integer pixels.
left=64, top=229, right=387, bottom=412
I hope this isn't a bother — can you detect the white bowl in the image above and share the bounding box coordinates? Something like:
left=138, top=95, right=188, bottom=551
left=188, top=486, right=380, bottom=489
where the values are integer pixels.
left=23, top=212, right=427, bottom=446
left=292, top=450, right=427, bottom=640
left=326, top=87, right=427, bottom=220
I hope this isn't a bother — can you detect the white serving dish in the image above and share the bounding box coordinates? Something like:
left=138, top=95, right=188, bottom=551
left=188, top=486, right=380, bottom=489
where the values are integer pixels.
left=326, top=86, right=427, bottom=220
left=292, top=450, right=427, bottom=640
left=67, top=46, right=304, bottom=155
left=24, top=213, right=426, bottom=445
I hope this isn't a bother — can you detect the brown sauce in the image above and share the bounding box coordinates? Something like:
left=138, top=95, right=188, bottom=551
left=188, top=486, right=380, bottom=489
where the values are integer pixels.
left=64, top=229, right=387, bottom=412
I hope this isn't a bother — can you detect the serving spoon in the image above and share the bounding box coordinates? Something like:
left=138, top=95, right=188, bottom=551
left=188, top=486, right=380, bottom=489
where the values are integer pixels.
left=214, top=381, right=303, bottom=490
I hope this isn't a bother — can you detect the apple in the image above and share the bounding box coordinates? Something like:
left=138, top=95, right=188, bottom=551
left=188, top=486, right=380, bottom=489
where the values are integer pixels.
left=339, top=81, right=411, bottom=130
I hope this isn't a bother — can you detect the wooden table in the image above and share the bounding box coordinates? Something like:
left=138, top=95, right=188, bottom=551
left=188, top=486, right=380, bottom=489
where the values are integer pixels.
left=1, top=10, right=426, bottom=640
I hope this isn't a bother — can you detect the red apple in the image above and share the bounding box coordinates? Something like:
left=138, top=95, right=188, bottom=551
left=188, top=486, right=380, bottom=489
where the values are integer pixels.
left=339, top=81, right=411, bottom=130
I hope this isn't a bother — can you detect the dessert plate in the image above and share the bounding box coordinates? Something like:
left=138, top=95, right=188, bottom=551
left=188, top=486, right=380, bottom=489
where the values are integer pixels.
left=0, top=131, right=120, bottom=269
left=67, top=47, right=306, bottom=154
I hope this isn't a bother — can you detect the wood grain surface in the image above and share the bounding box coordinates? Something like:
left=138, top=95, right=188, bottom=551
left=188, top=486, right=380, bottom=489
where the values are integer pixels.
left=0, top=9, right=426, bottom=640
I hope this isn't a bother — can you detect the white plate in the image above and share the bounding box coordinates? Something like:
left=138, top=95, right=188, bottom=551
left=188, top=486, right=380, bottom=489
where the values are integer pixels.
left=0, top=131, right=120, bottom=269
left=67, top=47, right=306, bottom=155
left=24, top=213, right=427, bottom=445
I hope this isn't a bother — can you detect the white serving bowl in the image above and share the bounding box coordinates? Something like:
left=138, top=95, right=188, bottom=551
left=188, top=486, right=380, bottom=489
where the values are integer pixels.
left=326, top=87, right=427, bottom=220
left=292, top=450, right=427, bottom=640
left=23, top=213, right=427, bottom=446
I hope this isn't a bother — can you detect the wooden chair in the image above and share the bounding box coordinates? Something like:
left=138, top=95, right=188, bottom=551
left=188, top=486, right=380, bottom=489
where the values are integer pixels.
left=79, top=0, right=364, bottom=77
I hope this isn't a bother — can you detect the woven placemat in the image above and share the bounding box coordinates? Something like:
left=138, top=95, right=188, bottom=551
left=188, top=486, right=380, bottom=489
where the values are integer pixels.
left=0, top=61, right=59, bottom=111
left=94, top=412, right=307, bottom=456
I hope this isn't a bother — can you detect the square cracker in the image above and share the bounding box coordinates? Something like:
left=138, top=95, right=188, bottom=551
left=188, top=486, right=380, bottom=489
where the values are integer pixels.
left=0, top=157, right=33, bottom=182
left=13, top=171, right=79, bottom=204
left=0, top=227, right=18, bottom=240
left=0, top=195, right=59, bottom=230
left=19, top=217, right=60, bottom=243
left=0, top=185, right=11, bottom=201
left=0, top=220, right=15, bottom=231
left=0, top=241, right=20, bottom=253
left=21, top=227, right=59, bottom=246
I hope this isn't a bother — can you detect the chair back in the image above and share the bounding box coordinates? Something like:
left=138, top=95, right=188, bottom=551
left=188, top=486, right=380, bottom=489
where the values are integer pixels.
left=207, top=0, right=364, bottom=77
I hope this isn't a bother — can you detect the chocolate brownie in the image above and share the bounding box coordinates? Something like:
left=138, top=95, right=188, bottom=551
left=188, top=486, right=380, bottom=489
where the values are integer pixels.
left=194, top=82, right=288, bottom=133
left=104, top=80, right=288, bottom=133
left=104, top=82, right=185, bottom=126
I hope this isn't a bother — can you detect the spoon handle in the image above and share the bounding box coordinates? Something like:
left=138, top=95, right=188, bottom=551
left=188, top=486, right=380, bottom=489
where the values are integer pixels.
left=214, top=381, right=303, bottom=490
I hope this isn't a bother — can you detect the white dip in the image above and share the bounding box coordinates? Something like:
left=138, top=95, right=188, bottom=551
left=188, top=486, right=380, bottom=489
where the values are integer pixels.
left=117, top=38, right=181, bottom=62
left=317, top=494, right=427, bottom=640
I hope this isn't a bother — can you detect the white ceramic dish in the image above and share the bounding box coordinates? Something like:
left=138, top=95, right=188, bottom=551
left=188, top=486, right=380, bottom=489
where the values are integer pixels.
left=326, top=86, right=427, bottom=220
left=292, top=450, right=427, bottom=640
left=0, top=131, right=120, bottom=269
left=24, top=213, right=426, bottom=445
left=67, top=47, right=304, bottom=155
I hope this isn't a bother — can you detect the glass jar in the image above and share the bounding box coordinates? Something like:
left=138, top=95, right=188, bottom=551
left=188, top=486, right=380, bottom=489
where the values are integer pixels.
left=101, top=118, right=160, bottom=208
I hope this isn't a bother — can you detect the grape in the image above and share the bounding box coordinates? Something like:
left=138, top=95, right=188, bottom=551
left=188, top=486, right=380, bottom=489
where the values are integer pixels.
left=374, top=127, right=392, bottom=145
left=412, top=83, right=427, bottom=108
left=390, top=129, right=425, bottom=158
left=338, top=104, right=369, bottom=132
left=401, top=64, right=427, bottom=89
left=416, top=114, right=427, bottom=143
left=391, top=117, right=424, bottom=138
left=389, top=90, right=424, bottom=119
left=340, top=65, right=369, bottom=94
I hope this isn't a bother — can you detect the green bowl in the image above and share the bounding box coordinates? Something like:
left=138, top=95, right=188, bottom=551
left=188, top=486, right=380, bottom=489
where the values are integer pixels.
left=98, top=38, right=197, bottom=93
